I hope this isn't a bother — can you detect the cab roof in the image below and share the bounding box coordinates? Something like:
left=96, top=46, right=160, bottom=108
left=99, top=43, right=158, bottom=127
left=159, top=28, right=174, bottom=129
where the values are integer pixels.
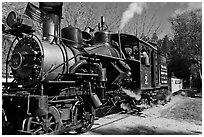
left=111, top=33, right=157, bottom=51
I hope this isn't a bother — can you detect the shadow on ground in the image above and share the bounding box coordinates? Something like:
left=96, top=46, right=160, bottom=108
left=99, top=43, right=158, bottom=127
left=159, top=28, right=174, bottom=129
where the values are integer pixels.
left=88, top=125, right=202, bottom=135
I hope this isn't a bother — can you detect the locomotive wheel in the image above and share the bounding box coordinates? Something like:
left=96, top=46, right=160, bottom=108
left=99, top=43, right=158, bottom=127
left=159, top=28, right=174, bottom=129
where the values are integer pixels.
left=22, top=106, right=61, bottom=135
left=75, top=101, right=95, bottom=133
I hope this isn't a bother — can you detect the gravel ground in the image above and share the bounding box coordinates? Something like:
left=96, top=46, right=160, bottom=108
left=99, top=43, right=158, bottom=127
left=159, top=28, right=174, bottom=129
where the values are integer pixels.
left=83, top=95, right=202, bottom=135
left=161, top=95, right=202, bottom=125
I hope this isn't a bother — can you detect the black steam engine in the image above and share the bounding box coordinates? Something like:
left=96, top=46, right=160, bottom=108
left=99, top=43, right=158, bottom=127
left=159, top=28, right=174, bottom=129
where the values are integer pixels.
left=2, top=2, right=169, bottom=135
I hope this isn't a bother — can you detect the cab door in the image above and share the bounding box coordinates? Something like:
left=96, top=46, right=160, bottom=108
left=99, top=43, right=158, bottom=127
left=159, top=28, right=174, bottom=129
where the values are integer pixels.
left=140, top=64, right=152, bottom=89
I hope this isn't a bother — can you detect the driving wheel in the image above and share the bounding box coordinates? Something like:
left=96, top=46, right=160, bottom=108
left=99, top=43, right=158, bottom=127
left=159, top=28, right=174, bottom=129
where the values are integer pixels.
left=22, top=106, right=61, bottom=134
left=75, top=101, right=95, bottom=133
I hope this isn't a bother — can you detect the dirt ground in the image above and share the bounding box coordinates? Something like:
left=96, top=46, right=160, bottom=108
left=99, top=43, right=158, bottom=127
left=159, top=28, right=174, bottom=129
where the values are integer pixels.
left=83, top=95, right=202, bottom=135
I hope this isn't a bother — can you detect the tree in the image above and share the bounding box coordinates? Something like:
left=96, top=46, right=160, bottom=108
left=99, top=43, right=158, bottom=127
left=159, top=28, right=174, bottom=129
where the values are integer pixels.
left=102, top=3, right=124, bottom=31
left=168, top=8, right=202, bottom=87
left=62, top=2, right=125, bottom=32
left=160, top=35, right=169, bottom=54
left=127, top=9, right=163, bottom=40
left=150, top=32, right=159, bottom=43
left=62, top=2, right=99, bottom=30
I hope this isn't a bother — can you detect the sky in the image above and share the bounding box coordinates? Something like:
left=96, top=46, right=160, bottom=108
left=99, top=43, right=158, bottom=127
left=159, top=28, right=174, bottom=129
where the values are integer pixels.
left=0, top=1, right=202, bottom=39
left=81, top=1, right=202, bottom=38
left=112, top=2, right=201, bottom=38
left=144, top=2, right=202, bottom=38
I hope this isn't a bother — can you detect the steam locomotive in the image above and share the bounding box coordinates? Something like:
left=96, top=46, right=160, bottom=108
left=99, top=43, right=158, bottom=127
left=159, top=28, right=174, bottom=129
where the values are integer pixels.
left=2, top=2, right=169, bottom=135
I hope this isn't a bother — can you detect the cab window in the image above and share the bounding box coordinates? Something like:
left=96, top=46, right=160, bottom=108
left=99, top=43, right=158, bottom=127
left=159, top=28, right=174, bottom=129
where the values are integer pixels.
left=141, top=48, right=150, bottom=66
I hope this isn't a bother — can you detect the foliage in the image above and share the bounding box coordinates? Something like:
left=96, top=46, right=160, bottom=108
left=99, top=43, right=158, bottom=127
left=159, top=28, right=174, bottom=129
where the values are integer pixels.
left=62, top=2, right=125, bottom=32
left=62, top=2, right=97, bottom=30
left=154, top=8, right=202, bottom=89
left=122, top=9, right=163, bottom=40
left=168, top=9, right=202, bottom=80
left=157, top=9, right=202, bottom=89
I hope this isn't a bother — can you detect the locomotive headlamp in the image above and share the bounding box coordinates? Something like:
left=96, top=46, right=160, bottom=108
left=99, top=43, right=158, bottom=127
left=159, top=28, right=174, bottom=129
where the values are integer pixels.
left=6, top=11, right=21, bottom=28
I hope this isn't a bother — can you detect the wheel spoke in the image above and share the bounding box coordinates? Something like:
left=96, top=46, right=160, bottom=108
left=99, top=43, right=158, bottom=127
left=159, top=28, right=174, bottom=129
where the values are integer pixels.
left=30, top=121, right=43, bottom=125
left=49, top=115, right=53, bottom=121
left=50, top=122, right=56, bottom=126
left=33, top=127, right=43, bottom=134
left=49, top=127, right=54, bottom=132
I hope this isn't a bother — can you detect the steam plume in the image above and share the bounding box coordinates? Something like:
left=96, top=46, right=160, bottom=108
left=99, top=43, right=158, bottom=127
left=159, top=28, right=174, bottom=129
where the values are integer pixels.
left=119, top=2, right=147, bottom=30
left=122, top=88, right=141, bottom=101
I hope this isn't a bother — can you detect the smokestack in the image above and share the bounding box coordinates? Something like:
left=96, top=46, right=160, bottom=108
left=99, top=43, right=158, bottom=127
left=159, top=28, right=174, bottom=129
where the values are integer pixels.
left=119, top=2, right=147, bottom=31
left=39, top=2, right=63, bottom=43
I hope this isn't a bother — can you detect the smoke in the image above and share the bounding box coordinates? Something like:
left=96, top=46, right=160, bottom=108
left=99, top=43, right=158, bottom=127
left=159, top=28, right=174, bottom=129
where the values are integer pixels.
left=119, top=2, right=147, bottom=30
left=122, top=88, right=141, bottom=101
